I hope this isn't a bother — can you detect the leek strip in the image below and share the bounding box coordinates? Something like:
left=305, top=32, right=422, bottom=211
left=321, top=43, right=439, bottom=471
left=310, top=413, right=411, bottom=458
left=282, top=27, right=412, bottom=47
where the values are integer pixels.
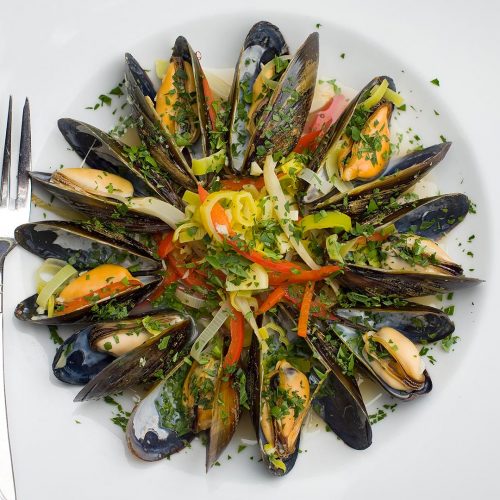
left=182, top=190, right=200, bottom=206
left=360, top=79, right=389, bottom=110
left=36, top=264, right=78, bottom=310
left=371, top=85, right=405, bottom=108
left=126, top=197, right=185, bottom=229
left=298, top=168, right=333, bottom=195
left=192, top=149, right=226, bottom=176
left=36, top=258, right=67, bottom=293
left=175, top=288, right=206, bottom=309
left=263, top=156, right=320, bottom=270
left=190, top=304, right=230, bottom=362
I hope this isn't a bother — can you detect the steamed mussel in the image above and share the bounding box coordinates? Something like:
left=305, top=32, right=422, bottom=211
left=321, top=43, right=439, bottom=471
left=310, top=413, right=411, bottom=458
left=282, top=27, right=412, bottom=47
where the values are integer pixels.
left=14, top=221, right=161, bottom=324
left=15, top=18, right=484, bottom=478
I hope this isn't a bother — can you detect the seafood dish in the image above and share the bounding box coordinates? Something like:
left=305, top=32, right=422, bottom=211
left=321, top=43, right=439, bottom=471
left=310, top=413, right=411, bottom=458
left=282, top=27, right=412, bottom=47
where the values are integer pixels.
left=15, top=20, right=482, bottom=476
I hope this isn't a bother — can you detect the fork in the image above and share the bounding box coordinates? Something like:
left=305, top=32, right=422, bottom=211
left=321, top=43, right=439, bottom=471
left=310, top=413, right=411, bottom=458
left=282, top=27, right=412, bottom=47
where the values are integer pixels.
left=0, top=97, right=31, bottom=500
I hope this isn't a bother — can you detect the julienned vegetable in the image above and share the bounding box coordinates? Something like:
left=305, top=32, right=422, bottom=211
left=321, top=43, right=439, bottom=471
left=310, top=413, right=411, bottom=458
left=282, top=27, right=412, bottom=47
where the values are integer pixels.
left=19, top=19, right=482, bottom=479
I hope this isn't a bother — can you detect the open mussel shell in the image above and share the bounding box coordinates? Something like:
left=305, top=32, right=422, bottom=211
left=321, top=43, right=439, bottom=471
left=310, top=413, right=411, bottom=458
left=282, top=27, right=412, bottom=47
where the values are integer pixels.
left=127, top=362, right=195, bottom=461
left=303, top=75, right=396, bottom=204
left=304, top=142, right=451, bottom=215
left=124, top=52, right=198, bottom=190
left=15, top=221, right=160, bottom=274
left=339, top=264, right=483, bottom=298
left=206, top=372, right=240, bottom=471
left=52, top=325, right=114, bottom=385
left=333, top=303, right=455, bottom=343
left=326, top=320, right=431, bottom=400
left=310, top=370, right=372, bottom=450
left=227, top=21, right=288, bottom=173
left=370, top=193, right=470, bottom=239
left=15, top=275, right=160, bottom=326
left=30, top=172, right=171, bottom=233
left=58, top=118, right=184, bottom=209
left=243, top=32, right=319, bottom=170
left=74, top=316, right=196, bottom=401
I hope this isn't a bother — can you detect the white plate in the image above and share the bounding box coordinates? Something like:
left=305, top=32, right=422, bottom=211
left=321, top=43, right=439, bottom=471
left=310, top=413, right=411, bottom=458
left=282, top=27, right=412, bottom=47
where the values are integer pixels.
left=2, top=1, right=499, bottom=499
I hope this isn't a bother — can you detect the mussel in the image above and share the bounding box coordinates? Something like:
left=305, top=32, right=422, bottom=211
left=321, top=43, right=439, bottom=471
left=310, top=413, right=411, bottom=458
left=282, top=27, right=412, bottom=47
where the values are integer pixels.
left=14, top=221, right=161, bottom=325
left=227, top=21, right=288, bottom=173
left=125, top=36, right=218, bottom=189
left=323, top=318, right=432, bottom=400
left=230, top=31, right=319, bottom=172
left=126, top=333, right=240, bottom=468
left=333, top=303, right=455, bottom=343
left=74, top=315, right=196, bottom=401
left=303, top=139, right=451, bottom=216
left=15, top=221, right=160, bottom=274
left=58, top=118, right=185, bottom=209
left=303, top=76, right=396, bottom=203
left=248, top=310, right=323, bottom=475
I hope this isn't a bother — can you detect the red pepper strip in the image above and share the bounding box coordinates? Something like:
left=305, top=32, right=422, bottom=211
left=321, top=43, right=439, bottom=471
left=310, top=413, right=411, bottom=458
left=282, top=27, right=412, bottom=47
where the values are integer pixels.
left=256, top=286, right=287, bottom=315
left=268, top=264, right=342, bottom=286
left=224, top=307, right=245, bottom=367
left=297, top=281, right=315, bottom=337
left=147, top=265, right=179, bottom=302
left=55, top=281, right=141, bottom=316
left=157, top=232, right=175, bottom=259
left=225, top=239, right=302, bottom=274
left=201, top=78, right=217, bottom=129
left=294, top=95, right=349, bottom=153
left=294, top=130, right=323, bottom=154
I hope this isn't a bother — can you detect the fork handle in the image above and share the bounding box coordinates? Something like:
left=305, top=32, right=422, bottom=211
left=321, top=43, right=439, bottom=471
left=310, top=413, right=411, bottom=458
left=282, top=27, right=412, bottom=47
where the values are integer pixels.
left=0, top=238, right=15, bottom=314
left=0, top=237, right=16, bottom=500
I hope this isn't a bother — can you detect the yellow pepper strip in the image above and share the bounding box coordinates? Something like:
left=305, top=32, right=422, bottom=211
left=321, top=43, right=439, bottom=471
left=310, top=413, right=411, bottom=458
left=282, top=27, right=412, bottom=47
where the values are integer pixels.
left=360, top=78, right=389, bottom=111
left=173, top=221, right=206, bottom=243
left=232, top=192, right=258, bottom=227
left=301, top=211, right=352, bottom=233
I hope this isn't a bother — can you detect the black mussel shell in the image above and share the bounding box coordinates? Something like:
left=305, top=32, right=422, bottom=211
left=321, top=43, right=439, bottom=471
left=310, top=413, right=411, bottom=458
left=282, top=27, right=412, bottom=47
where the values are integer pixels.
left=372, top=193, right=470, bottom=239
left=30, top=172, right=172, bottom=233
left=127, top=362, right=195, bottom=461
left=52, top=326, right=114, bottom=385
left=339, top=264, right=483, bottom=298
left=15, top=221, right=160, bottom=275
left=333, top=304, right=455, bottom=343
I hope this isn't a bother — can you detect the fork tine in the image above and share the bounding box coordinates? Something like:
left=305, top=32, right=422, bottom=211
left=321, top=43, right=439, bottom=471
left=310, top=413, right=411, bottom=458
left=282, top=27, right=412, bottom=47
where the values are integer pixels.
left=1, top=96, right=12, bottom=207
left=16, top=98, right=31, bottom=209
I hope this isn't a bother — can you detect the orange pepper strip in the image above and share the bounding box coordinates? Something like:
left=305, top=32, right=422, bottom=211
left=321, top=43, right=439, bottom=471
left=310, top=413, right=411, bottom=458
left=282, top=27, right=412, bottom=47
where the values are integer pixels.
left=268, top=265, right=341, bottom=286
left=223, top=307, right=245, bottom=368
left=201, top=78, right=217, bottom=129
left=55, top=281, right=141, bottom=316
left=256, top=286, right=287, bottom=315
left=157, top=232, right=175, bottom=259
left=297, top=281, right=315, bottom=337
left=198, top=184, right=234, bottom=236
